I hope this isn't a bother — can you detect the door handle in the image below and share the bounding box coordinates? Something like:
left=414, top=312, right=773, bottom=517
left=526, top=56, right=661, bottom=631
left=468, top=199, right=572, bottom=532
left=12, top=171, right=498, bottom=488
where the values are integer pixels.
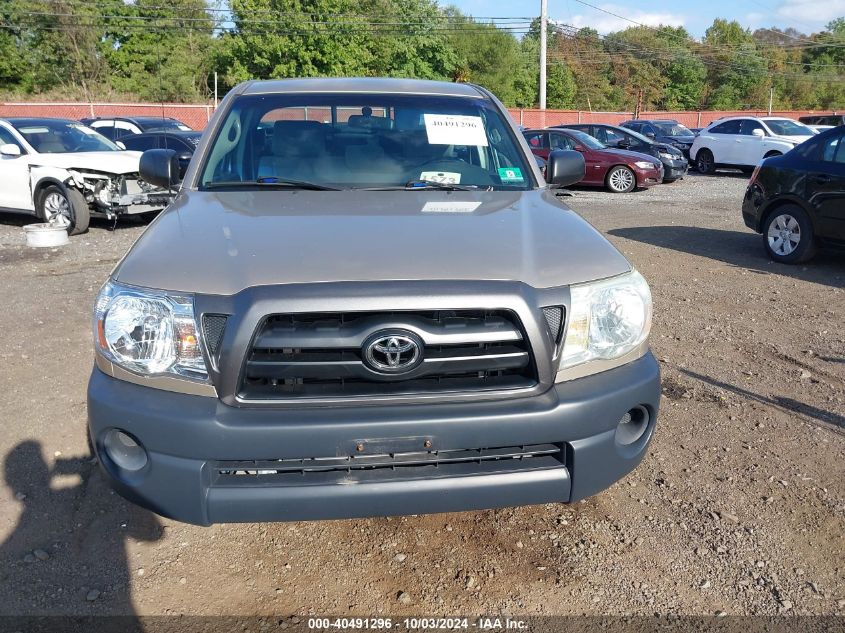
left=813, top=174, right=832, bottom=184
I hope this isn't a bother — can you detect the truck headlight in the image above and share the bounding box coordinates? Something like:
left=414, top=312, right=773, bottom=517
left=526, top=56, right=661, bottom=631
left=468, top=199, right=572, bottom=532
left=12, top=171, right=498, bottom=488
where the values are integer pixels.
left=558, top=270, right=652, bottom=377
left=93, top=280, right=209, bottom=381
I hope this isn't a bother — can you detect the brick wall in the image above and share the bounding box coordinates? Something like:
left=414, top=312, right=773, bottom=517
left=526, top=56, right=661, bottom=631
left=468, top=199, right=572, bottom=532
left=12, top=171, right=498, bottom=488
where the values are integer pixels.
left=0, top=101, right=834, bottom=131
left=0, top=102, right=214, bottom=130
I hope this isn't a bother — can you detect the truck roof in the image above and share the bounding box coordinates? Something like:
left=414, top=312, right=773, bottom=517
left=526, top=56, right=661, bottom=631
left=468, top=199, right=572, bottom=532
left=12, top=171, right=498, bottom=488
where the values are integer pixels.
left=240, top=77, right=486, bottom=98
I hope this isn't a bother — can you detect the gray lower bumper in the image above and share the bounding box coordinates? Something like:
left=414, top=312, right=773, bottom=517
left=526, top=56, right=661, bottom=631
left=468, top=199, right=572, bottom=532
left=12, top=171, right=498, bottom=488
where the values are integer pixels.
left=87, top=353, right=661, bottom=525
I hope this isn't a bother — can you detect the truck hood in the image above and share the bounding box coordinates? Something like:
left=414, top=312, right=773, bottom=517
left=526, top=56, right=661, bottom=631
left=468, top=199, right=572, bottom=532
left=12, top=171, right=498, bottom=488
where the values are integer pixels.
left=29, top=150, right=142, bottom=174
left=114, top=189, right=632, bottom=295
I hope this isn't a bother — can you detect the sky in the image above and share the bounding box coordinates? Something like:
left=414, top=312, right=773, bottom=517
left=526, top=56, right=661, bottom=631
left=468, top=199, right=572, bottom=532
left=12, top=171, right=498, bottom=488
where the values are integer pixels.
left=445, top=0, right=845, bottom=37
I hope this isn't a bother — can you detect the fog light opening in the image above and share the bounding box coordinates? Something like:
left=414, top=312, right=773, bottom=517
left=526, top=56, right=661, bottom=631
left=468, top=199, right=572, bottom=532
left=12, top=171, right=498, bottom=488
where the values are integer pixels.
left=103, top=429, right=148, bottom=472
left=615, top=405, right=650, bottom=446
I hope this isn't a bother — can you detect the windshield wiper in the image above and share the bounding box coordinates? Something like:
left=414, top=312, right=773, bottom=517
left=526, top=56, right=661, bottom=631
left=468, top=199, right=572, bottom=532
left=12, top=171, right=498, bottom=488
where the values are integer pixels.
left=358, top=180, right=480, bottom=192
left=204, top=178, right=341, bottom=191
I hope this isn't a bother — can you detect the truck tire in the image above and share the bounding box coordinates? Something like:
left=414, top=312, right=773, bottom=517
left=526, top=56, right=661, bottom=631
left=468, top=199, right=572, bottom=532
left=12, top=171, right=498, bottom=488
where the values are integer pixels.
left=37, top=185, right=90, bottom=236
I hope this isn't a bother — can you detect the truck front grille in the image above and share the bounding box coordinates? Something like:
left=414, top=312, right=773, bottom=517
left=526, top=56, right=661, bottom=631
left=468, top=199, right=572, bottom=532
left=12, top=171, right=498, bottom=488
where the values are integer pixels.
left=212, top=443, right=565, bottom=485
left=238, top=309, right=537, bottom=400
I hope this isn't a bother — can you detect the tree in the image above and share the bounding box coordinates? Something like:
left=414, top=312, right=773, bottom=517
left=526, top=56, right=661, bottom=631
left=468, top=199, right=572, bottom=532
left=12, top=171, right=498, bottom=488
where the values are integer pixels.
left=104, top=0, right=216, bottom=101
left=444, top=10, right=524, bottom=104
left=701, top=19, right=767, bottom=109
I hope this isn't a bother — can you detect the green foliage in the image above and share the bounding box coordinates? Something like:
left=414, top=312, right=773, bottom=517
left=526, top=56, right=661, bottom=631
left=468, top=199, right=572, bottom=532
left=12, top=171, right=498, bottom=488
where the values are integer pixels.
left=0, top=3, right=842, bottom=111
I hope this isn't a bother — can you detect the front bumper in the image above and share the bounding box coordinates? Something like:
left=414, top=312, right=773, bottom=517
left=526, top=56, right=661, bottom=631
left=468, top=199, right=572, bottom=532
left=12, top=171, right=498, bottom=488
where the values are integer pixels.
left=635, top=166, right=663, bottom=188
left=661, top=158, right=689, bottom=181
left=88, top=353, right=660, bottom=525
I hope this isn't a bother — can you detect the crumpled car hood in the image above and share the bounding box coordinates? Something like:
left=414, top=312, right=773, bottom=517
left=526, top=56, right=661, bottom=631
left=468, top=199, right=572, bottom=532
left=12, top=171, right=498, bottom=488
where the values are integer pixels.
left=115, top=188, right=632, bottom=296
left=28, top=151, right=142, bottom=174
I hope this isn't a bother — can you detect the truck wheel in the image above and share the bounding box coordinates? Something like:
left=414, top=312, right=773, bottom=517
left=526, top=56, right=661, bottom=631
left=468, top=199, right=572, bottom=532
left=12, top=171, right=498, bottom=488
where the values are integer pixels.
left=37, top=185, right=90, bottom=235
left=606, top=166, right=636, bottom=193
left=763, top=205, right=816, bottom=264
left=696, top=149, right=715, bottom=174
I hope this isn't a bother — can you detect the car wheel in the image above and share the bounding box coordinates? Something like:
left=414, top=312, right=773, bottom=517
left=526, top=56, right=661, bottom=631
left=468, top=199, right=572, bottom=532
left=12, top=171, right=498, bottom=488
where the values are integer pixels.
left=696, top=149, right=715, bottom=174
left=606, top=166, right=636, bottom=193
left=37, top=185, right=90, bottom=236
left=763, top=205, right=816, bottom=264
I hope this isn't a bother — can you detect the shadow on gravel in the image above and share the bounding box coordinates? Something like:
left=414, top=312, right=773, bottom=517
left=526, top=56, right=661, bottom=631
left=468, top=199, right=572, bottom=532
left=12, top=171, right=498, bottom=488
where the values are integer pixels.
left=608, top=226, right=845, bottom=289
left=0, top=440, right=162, bottom=621
left=680, top=368, right=845, bottom=431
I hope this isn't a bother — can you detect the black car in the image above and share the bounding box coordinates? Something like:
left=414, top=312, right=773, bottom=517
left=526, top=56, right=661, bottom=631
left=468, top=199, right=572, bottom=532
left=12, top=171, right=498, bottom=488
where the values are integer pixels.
left=556, top=123, right=688, bottom=183
left=80, top=116, right=193, bottom=141
left=621, top=119, right=697, bottom=157
left=119, top=130, right=201, bottom=177
left=798, top=115, right=845, bottom=127
left=743, top=126, right=845, bottom=263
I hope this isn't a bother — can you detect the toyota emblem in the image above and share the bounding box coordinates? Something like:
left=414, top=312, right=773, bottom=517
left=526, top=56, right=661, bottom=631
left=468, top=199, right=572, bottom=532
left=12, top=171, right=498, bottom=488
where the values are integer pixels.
left=363, top=330, right=423, bottom=374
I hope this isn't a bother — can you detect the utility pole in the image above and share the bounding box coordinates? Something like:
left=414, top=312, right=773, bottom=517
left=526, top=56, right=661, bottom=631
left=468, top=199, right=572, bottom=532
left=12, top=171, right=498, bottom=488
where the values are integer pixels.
left=768, top=86, right=773, bottom=115
left=214, top=72, right=219, bottom=109
left=539, top=0, right=547, bottom=111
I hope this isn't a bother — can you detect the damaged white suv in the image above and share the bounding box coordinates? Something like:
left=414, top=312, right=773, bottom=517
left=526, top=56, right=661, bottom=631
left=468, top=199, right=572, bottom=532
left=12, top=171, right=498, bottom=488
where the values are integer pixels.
left=0, top=117, right=171, bottom=234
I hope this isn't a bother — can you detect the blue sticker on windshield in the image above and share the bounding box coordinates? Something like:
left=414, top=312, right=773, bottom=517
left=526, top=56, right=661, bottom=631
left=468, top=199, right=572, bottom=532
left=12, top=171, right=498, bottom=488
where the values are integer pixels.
left=498, top=167, right=524, bottom=183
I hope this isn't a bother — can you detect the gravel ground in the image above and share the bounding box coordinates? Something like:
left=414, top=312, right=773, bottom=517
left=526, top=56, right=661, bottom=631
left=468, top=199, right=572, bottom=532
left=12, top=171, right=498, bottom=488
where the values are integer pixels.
left=0, top=173, right=843, bottom=618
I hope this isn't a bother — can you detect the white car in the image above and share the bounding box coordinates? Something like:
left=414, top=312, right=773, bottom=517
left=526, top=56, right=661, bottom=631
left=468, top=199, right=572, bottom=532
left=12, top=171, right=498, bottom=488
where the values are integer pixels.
left=690, top=116, right=815, bottom=174
left=0, top=118, right=170, bottom=235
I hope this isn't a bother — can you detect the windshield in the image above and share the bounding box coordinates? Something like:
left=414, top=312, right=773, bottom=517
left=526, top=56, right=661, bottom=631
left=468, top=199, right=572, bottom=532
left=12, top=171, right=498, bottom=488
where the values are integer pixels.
left=652, top=122, right=692, bottom=136
left=764, top=119, right=813, bottom=137
left=568, top=129, right=605, bottom=150
left=199, top=93, right=533, bottom=190
left=14, top=121, right=119, bottom=153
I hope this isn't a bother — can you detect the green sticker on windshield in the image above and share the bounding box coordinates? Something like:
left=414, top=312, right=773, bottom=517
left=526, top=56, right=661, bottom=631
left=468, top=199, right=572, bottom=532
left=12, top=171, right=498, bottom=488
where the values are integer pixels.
left=498, top=167, right=524, bottom=183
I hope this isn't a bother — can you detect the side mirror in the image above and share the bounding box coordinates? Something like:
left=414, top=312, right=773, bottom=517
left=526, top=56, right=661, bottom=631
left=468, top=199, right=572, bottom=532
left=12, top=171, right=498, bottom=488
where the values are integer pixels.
left=0, top=143, right=21, bottom=157
left=573, top=145, right=586, bottom=152
left=645, top=132, right=656, bottom=139
left=547, top=149, right=586, bottom=188
left=139, top=148, right=180, bottom=189
left=752, top=128, right=765, bottom=138
left=616, top=140, right=630, bottom=149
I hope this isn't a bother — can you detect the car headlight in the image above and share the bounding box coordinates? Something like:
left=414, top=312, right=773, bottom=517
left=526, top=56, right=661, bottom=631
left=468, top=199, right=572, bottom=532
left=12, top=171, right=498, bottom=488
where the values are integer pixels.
left=657, top=151, right=674, bottom=160
left=557, top=270, right=652, bottom=379
left=93, top=280, right=209, bottom=381
left=634, top=161, right=656, bottom=169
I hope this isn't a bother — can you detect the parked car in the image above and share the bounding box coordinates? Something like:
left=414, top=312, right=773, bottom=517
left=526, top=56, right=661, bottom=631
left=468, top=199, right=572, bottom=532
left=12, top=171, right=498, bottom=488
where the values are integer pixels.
left=743, top=126, right=845, bottom=263
left=555, top=123, right=688, bottom=182
left=119, top=130, right=202, bottom=179
left=87, top=77, right=659, bottom=525
left=621, top=119, right=697, bottom=157
left=523, top=127, right=662, bottom=193
left=798, top=114, right=845, bottom=127
left=80, top=116, right=193, bottom=141
left=808, top=125, right=835, bottom=134
left=691, top=116, right=815, bottom=174
left=0, top=117, right=169, bottom=234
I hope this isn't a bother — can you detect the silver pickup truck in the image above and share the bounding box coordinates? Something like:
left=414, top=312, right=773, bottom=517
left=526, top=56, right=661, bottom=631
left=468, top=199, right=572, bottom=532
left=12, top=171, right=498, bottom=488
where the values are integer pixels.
left=87, top=78, right=659, bottom=525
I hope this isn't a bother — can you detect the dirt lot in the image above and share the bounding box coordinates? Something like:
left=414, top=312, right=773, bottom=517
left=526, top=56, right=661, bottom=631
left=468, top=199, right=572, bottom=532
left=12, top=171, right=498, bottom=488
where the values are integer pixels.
left=0, top=173, right=843, bottom=619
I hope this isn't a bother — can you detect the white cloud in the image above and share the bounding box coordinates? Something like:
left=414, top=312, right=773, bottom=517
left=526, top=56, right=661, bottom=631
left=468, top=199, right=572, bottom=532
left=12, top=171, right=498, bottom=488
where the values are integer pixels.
left=567, top=4, right=686, bottom=34
left=775, top=0, right=845, bottom=25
